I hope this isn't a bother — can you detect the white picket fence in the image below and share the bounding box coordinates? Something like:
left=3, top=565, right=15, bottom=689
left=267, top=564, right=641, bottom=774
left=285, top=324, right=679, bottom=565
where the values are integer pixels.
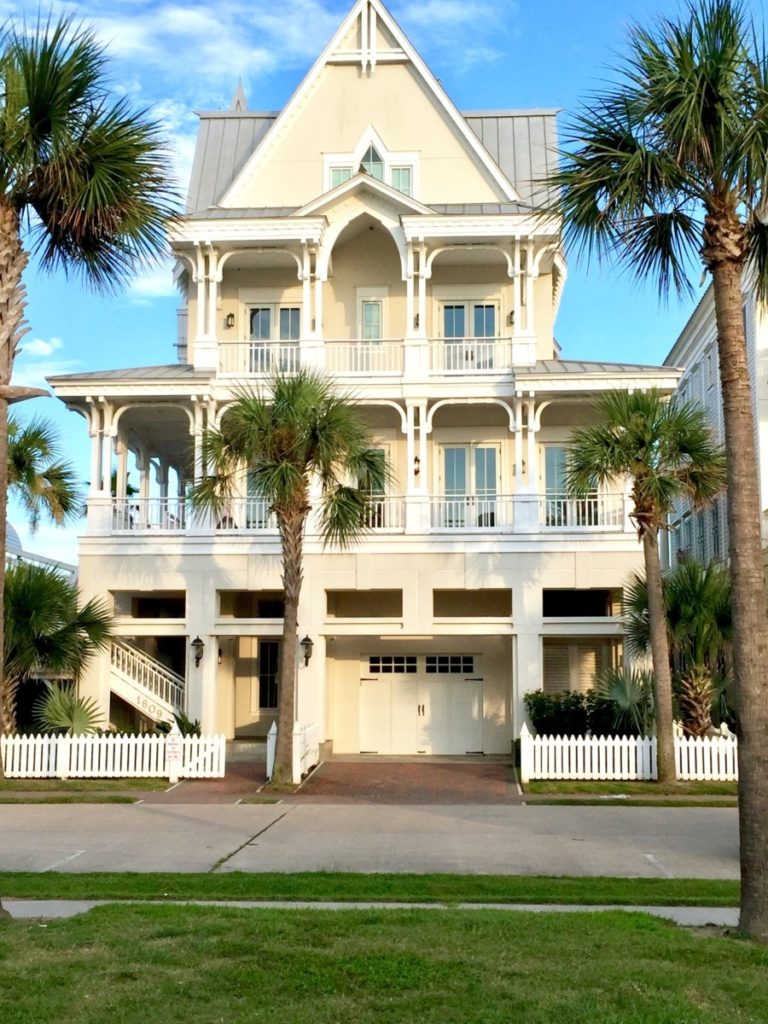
left=519, top=723, right=739, bottom=783
left=0, top=732, right=226, bottom=780
left=266, top=720, right=320, bottom=784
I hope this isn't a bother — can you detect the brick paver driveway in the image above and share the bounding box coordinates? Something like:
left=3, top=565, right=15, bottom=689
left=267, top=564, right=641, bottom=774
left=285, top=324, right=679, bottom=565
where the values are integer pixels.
left=293, top=757, right=520, bottom=804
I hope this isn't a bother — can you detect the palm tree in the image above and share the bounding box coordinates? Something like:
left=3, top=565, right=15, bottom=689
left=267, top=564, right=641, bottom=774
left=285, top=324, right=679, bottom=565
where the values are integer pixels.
left=546, top=0, right=768, bottom=937
left=625, top=560, right=732, bottom=736
left=8, top=414, right=81, bottom=529
left=0, top=17, right=176, bottom=734
left=189, top=371, right=387, bottom=784
left=567, top=390, right=726, bottom=782
left=2, top=561, right=112, bottom=734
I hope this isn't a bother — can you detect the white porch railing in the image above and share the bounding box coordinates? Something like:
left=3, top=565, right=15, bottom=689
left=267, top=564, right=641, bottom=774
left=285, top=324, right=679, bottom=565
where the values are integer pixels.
left=219, top=342, right=301, bottom=375
left=324, top=341, right=404, bottom=374
left=540, top=493, right=625, bottom=530
left=214, top=497, right=278, bottom=532
left=429, top=337, right=513, bottom=373
left=519, top=724, right=739, bottom=782
left=363, top=496, right=406, bottom=531
left=0, top=732, right=226, bottom=779
left=112, top=497, right=186, bottom=532
left=111, top=639, right=185, bottom=713
left=430, top=495, right=514, bottom=531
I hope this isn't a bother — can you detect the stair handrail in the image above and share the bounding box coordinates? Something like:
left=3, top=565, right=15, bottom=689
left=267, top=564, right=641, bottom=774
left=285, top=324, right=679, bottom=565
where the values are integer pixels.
left=110, top=638, right=185, bottom=709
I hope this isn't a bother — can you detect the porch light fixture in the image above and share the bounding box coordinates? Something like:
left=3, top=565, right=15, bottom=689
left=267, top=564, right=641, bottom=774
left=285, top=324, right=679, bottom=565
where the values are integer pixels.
left=191, top=635, right=205, bottom=667
left=218, top=648, right=223, bottom=665
left=414, top=313, right=420, bottom=329
left=507, top=311, right=515, bottom=326
left=225, top=312, right=235, bottom=329
left=413, top=455, right=421, bottom=478
left=300, top=635, right=314, bottom=667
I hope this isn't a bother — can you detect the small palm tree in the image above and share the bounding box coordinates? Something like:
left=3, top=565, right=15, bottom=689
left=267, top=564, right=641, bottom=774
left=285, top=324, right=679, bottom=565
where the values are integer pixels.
left=3, top=561, right=112, bottom=734
left=567, top=390, right=726, bottom=782
left=189, top=371, right=387, bottom=784
left=545, top=0, right=768, bottom=936
left=625, top=560, right=732, bottom=736
left=0, top=17, right=176, bottom=734
left=8, top=415, right=81, bottom=529
left=33, top=683, right=103, bottom=736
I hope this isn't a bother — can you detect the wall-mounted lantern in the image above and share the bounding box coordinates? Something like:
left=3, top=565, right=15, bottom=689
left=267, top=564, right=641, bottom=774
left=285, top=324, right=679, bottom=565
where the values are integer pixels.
left=225, top=313, right=235, bottom=329
left=300, top=635, right=314, bottom=667
left=191, top=635, right=205, bottom=668
left=413, top=455, right=421, bottom=478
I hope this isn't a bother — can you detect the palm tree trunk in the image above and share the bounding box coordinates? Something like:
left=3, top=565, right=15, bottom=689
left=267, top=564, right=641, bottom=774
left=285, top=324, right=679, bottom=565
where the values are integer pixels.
left=710, top=259, right=768, bottom=941
left=0, top=202, right=30, bottom=780
left=642, top=527, right=676, bottom=783
left=272, top=507, right=306, bottom=785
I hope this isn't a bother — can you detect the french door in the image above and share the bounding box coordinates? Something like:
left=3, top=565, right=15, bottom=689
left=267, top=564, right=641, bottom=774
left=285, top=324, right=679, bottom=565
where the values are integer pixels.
left=441, top=302, right=499, bottom=370
left=441, top=444, right=499, bottom=527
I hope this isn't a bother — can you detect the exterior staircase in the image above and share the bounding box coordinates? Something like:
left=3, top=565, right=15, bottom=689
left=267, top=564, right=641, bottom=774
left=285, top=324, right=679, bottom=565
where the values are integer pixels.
left=110, top=638, right=185, bottom=724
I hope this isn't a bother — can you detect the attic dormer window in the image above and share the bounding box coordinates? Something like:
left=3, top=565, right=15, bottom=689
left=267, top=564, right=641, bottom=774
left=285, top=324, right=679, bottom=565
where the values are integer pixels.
left=360, top=145, right=384, bottom=181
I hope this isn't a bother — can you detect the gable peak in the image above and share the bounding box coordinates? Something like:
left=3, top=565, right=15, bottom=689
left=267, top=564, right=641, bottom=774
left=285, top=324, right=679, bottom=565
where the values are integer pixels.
left=230, top=80, right=248, bottom=112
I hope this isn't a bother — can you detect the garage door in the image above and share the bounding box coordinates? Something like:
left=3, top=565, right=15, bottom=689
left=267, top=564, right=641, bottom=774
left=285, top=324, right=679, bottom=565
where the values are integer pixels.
left=359, top=654, right=484, bottom=754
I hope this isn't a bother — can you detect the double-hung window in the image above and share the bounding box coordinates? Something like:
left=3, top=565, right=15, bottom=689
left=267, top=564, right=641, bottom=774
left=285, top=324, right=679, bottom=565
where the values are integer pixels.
left=390, top=166, right=412, bottom=196
left=330, top=166, right=353, bottom=189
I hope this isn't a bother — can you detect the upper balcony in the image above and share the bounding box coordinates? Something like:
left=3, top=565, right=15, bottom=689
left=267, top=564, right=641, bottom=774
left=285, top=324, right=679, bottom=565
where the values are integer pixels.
left=215, top=336, right=535, bottom=379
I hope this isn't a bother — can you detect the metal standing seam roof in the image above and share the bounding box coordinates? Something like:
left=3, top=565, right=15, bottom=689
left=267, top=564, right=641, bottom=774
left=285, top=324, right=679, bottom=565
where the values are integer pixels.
left=524, top=359, right=680, bottom=375
left=185, top=106, right=559, bottom=216
left=47, top=365, right=213, bottom=383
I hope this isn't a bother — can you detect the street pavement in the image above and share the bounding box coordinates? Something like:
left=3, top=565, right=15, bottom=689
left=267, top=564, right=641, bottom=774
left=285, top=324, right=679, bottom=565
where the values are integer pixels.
left=0, top=802, right=739, bottom=878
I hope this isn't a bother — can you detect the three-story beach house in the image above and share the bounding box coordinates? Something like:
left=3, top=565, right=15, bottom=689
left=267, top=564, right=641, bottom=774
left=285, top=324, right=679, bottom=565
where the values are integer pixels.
left=49, top=0, right=679, bottom=759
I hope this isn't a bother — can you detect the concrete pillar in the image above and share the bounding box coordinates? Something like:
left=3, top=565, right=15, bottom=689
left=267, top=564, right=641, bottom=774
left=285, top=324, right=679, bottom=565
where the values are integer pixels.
left=206, top=247, right=219, bottom=340
left=405, top=241, right=415, bottom=335
left=526, top=396, right=538, bottom=493
left=405, top=402, right=416, bottom=493
left=417, top=242, right=428, bottom=338
left=115, top=439, right=128, bottom=499
left=100, top=404, right=113, bottom=493
left=417, top=401, right=428, bottom=494
left=512, top=237, right=521, bottom=336
left=194, top=244, right=206, bottom=341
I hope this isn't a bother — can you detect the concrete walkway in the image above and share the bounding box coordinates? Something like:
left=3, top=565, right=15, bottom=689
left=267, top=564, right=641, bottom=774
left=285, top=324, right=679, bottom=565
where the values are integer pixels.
left=0, top=898, right=739, bottom=927
left=0, top=802, right=739, bottom=877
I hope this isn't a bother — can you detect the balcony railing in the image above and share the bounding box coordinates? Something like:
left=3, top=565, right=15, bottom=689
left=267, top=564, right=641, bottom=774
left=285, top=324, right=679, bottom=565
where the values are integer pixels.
left=430, top=495, right=514, bottom=531
left=429, top=337, right=513, bottom=373
left=105, top=494, right=627, bottom=536
left=219, top=342, right=301, bottom=376
left=540, top=493, right=626, bottom=530
left=112, top=497, right=187, bottom=532
left=324, top=341, right=404, bottom=375
left=361, top=496, right=406, bottom=531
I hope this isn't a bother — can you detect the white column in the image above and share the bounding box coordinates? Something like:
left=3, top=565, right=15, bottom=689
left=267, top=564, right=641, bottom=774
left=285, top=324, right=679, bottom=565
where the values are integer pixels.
left=100, top=403, right=113, bottom=493
left=301, top=243, right=312, bottom=338
left=314, top=270, right=324, bottom=339
left=405, top=402, right=416, bottom=492
left=417, top=242, right=428, bottom=338
left=87, top=404, right=102, bottom=496
left=156, top=461, right=169, bottom=500
left=514, top=632, right=543, bottom=735
left=194, top=244, right=206, bottom=341
left=514, top=394, right=523, bottom=483
left=525, top=239, right=536, bottom=333
left=206, top=247, right=219, bottom=340
left=115, top=438, right=128, bottom=499
left=526, top=395, right=537, bottom=492
left=137, top=449, right=151, bottom=501
left=417, top=401, right=428, bottom=493
left=512, top=237, right=521, bottom=336
left=405, top=241, right=415, bottom=336
left=193, top=401, right=204, bottom=484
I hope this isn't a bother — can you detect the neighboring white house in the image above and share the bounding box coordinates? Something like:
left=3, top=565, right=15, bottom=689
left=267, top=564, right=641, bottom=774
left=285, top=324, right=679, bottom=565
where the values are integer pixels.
left=662, top=279, right=768, bottom=570
left=48, top=0, right=679, bottom=755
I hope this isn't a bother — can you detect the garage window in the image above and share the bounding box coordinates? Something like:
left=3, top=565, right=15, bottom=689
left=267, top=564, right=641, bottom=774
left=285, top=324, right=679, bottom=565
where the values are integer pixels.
left=425, top=655, right=475, bottom=674
left=368, top=655, right=417, bottom=674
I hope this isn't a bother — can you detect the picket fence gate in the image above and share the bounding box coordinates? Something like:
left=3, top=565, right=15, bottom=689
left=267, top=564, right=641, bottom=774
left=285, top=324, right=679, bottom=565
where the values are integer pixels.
left=0, top=732, right=226, bottom=780
left=519, top=724, right=738, bottom=783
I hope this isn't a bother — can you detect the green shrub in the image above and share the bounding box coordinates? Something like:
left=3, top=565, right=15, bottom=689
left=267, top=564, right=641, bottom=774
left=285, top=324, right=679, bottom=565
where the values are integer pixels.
left=523, top=691, right=588, bottom=736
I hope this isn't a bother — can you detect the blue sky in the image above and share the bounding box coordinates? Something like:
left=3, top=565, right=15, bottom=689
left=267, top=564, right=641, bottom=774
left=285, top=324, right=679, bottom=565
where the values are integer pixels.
left=8, top=0, right=763, bottom=561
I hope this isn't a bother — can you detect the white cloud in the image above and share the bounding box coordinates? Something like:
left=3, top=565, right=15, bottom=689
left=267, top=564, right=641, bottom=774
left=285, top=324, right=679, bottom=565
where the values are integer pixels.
left=130, top=260, right=178, bottom=300
left=11, top=358, right=84, bottom=390
left=397, top=1, right=497, bottom=28
left=22, top=336, right=63, bottom=358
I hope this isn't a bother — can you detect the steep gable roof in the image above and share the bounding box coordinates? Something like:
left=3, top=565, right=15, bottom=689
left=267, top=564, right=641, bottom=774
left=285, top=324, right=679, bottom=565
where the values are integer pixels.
left=219, top=0, right=522, bottom=209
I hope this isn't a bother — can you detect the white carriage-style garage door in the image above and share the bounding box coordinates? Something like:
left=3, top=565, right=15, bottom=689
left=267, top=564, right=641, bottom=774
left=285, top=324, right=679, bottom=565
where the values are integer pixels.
left=359, top=654, right=484, bottom=755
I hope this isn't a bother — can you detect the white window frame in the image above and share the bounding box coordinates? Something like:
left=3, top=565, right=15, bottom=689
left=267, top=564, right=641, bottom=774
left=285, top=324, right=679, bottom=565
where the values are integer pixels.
left=323, top=126, right=420, bottom=197
left=356, top=286, right=389, bottom=341
left=244, top=303, right=301, bottom=342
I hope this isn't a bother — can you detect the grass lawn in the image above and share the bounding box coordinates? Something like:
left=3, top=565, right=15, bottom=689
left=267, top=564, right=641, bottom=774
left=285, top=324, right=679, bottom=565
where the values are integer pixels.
left=533, top=798, right=738, bottom=808
left=0, top=795, right=136, bottom=804
left=525, top=780, right=738, bottom=796
left=0, top=871, right=740, bottom=906
left=0, top=778, right=168, bottom=792
left=1, top=905, right=765, bottom=1023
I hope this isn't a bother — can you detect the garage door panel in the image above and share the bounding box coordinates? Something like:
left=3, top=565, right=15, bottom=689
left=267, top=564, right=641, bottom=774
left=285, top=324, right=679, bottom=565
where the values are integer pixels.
left=391, top=678, right=419, bottom=754
left=359, top=680, right=391, bottom=753
left=451, top=680, right=484, bottom=753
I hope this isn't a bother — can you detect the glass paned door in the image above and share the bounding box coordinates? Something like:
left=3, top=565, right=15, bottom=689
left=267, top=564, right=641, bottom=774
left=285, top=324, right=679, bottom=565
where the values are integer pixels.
left=473, top=304, right=497, bottom=369
left=474, top=446, right=497, bottom=526
left=443, top=305, right=466, bottom=371
left=362, top=300, right=383, bottom=341
left=249, top=307, right=272, bottom=373
left=279, top=308, right=300, bottom=340
left=442, top=445, right=498, bottom=528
